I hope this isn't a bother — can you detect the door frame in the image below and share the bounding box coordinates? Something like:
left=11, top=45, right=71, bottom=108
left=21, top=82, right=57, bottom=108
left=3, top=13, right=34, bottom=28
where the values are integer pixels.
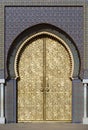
left=6, top=26, right=81, bottom=123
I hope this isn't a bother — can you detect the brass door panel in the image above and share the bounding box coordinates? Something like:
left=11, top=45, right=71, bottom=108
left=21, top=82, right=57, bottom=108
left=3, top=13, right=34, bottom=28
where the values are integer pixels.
left=18, top=38, right=43, bottom=122
left=18, top=35, right=72, bottom=122
left=46, top=38, right=72, bottom=121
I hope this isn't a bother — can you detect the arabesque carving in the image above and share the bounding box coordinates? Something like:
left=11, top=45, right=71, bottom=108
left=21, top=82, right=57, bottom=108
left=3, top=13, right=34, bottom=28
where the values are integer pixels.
left=17, top=32, right=74, bottom=122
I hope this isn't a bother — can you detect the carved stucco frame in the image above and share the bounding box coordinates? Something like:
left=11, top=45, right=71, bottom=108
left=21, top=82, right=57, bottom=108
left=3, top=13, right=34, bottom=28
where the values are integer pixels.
left=14, top=31, right=74, bottom=79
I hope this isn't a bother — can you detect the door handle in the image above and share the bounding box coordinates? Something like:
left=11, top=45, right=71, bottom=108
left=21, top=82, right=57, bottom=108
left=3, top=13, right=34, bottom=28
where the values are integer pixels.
left=40, top=83, right=49, bottom=92
left=46, top=83, right=49, bottom=92
left=46, top=87, right=49, bottom=92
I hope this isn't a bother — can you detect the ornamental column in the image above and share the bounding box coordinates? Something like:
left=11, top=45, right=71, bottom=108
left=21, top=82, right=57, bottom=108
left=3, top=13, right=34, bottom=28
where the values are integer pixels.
left=0, top=79, right=5, bottom=124
left=83, top=79, right=88, bottom=124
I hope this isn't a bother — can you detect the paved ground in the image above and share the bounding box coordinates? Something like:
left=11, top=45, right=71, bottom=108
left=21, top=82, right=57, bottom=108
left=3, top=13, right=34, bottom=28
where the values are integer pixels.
left=0, top=123, right=88, bottom=130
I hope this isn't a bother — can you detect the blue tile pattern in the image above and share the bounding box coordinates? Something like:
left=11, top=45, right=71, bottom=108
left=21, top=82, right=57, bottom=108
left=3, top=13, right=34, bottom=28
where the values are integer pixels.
left=5, top=7, right=83, bottom=57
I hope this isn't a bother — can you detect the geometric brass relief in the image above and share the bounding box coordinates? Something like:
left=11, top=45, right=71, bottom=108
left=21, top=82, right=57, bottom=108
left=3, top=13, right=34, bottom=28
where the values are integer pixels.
left=46, top=38, right=72, bottom=121
left=18, top=38, right=43, bottom=122
left=17, top=35, right=72, bottom=122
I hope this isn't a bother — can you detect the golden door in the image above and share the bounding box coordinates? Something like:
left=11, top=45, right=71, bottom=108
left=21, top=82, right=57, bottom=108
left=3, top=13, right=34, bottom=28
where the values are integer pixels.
left=18, top=36, right=72, bottom=122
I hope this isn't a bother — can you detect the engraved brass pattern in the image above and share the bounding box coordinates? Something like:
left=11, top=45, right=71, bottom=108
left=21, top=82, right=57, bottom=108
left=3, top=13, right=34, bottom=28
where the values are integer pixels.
left=46, top=38, right=72, bottom=121
left=17, top=35, right=72, bottom=122
left=15, top=32, right=74, bottom=78
left=18, top=38, right=43, bottom=122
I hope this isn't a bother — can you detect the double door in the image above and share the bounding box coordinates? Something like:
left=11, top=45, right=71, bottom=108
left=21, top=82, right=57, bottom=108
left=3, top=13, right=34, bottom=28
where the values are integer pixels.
left=18, top=36, right=72, bottom=122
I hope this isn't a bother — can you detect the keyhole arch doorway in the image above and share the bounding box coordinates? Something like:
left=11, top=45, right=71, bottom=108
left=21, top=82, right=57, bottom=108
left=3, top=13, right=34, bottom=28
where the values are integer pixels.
left=15, top=32, right=74, bottom=122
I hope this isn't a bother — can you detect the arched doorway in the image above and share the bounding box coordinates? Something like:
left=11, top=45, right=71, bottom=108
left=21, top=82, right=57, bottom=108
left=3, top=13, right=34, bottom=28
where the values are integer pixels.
left=16, top=32, right=74, bottom=122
